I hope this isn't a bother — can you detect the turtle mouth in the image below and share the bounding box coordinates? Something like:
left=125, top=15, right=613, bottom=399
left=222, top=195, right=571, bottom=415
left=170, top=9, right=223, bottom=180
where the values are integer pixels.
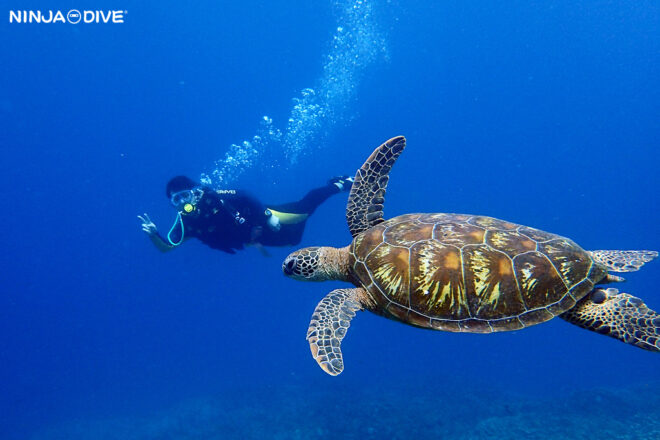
left=283, top=257, right=296, bottom=276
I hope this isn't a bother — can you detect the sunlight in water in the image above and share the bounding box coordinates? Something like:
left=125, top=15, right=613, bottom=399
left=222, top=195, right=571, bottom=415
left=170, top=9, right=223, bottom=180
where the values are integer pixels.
left=200, top=0, right=387, bottom=188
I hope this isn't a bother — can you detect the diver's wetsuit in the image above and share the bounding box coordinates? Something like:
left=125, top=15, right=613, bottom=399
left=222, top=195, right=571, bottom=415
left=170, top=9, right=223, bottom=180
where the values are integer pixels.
left=159, top=184, right=343, bottom=253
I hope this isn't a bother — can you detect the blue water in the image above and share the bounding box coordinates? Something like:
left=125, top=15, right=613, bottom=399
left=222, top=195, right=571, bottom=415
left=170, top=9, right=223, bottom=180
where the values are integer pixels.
left=2, top=1, right=659, bottom=438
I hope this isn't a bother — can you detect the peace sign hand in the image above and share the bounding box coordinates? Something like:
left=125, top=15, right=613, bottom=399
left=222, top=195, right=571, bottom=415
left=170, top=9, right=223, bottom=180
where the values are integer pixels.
left=138, top=213, right=157, bottom=236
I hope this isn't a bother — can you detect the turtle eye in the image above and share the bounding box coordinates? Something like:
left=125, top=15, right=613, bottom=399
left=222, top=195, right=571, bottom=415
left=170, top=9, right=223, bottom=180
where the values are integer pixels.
left=283, top=258, right=296, bottom=275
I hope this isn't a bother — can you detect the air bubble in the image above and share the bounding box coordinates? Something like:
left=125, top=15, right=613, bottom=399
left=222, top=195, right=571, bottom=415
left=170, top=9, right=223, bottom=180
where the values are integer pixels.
left=202, top=0, right=387, bottom=186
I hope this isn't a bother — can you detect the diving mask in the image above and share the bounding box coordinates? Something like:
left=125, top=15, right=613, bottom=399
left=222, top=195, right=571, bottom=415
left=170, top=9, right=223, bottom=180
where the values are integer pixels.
left=170, top=187, right=204, bottom=211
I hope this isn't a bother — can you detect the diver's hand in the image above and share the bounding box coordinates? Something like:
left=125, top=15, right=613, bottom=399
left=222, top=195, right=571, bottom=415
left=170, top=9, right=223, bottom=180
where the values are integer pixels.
left=138, top=213, right=158, bottom=236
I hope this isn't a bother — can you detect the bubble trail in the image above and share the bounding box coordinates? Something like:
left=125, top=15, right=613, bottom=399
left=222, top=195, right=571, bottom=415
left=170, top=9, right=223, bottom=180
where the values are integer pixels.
left=201, top=0, right=387, bottom=188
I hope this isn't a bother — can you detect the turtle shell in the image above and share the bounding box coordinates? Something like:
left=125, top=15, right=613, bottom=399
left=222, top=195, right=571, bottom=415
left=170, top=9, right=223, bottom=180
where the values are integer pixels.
left=348, top=213, right=607, bottom=333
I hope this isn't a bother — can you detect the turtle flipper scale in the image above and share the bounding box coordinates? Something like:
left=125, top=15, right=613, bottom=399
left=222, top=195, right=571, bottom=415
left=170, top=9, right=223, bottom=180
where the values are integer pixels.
left=589, top=250, right=658, bottom=272
left=307, top=288, right=364, bottom=375
left=346, top=136, right=406, bottom=237
left=561, top=288, right=660, bottom=352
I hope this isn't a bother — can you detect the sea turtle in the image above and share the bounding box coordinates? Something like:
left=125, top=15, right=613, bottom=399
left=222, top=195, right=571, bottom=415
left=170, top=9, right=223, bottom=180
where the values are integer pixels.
left=282, top=136, right=659, bottom=375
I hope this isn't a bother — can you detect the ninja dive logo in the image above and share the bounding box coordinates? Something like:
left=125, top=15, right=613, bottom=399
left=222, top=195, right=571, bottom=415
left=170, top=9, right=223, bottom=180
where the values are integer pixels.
left=9, top=10, right=126, bottom=24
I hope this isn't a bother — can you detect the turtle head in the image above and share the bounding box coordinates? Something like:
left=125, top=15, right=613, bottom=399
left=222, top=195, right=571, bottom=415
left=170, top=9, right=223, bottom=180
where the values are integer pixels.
left=283, top=246, right=350, bottom=282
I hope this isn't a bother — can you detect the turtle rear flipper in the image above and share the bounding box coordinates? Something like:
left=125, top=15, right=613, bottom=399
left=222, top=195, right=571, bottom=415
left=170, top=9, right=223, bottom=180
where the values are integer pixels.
left=561, top=288, right=660, bottom=352
left=589, top=250, right=658, bottom=272
left=346, top=136, right=406, bottom=237
left=307, top=288, right=364, bottom=375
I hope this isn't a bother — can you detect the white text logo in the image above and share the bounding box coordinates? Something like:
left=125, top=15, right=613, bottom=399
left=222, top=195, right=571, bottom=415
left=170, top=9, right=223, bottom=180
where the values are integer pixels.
left=9, top=10, right=126, bottom=24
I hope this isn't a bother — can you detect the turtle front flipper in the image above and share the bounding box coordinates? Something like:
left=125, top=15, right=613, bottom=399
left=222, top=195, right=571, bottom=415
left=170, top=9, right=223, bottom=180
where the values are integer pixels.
left=561, top=288, right=660, bottom=352
left=346, top=136, right=406, bottom=237
left=589, top=250, right=658, bottom=272
left=307, top=288, right=365, bottom=375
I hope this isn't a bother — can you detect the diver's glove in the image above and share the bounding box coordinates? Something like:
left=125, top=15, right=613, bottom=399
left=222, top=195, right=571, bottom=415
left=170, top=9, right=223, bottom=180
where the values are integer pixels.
left=328, top=175, right=355, bottom=192
left=138, top=213, right=158, bottom=235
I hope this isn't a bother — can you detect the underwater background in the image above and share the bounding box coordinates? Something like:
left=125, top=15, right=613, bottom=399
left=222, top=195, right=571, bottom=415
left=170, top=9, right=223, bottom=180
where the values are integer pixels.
left=1, top=0, right=659, bottom=438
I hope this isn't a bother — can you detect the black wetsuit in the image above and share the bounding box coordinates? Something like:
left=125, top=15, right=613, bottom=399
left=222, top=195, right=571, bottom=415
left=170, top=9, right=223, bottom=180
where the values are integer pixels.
left=162, top=184, right=341, bottom=254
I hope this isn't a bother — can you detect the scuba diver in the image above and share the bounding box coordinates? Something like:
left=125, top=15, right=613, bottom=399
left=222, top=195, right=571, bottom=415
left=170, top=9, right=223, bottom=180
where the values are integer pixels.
left=138, top=175, right=354, bottom=254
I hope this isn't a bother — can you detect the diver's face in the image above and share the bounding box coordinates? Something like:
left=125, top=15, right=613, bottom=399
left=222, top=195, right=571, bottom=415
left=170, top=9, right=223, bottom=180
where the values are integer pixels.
left=170, top=187, right=203, bottom=210
left=170, top=190, right=189, bottom=209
